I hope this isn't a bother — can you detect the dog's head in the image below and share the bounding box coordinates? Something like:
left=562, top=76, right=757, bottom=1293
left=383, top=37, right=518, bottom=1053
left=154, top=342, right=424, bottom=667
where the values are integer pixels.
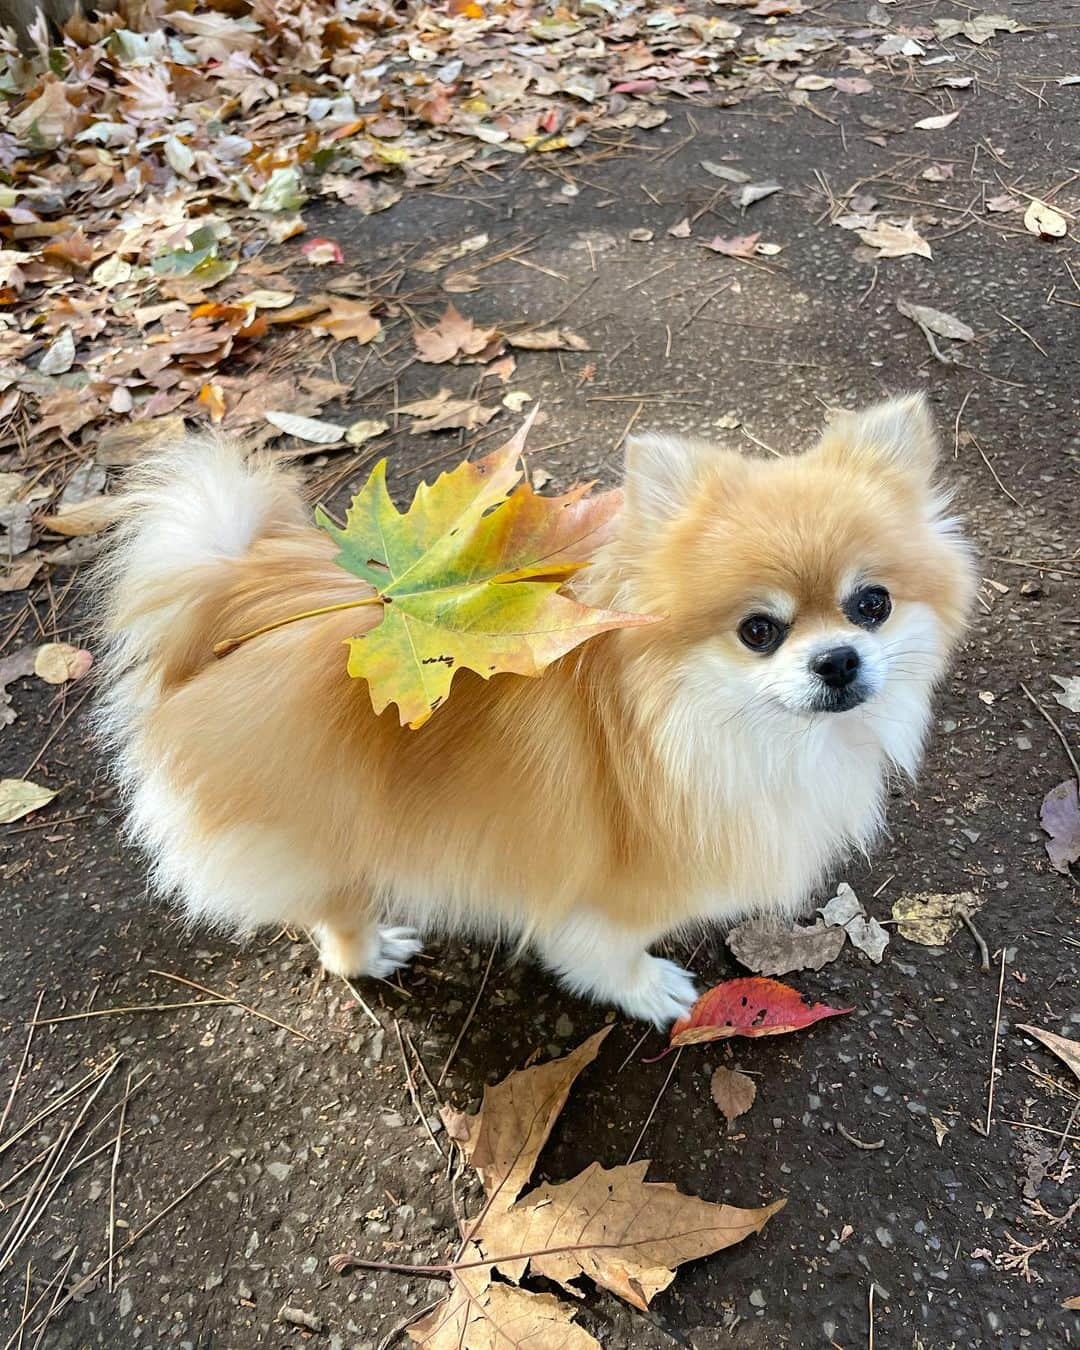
left=611, top=395, right=975, bottom=772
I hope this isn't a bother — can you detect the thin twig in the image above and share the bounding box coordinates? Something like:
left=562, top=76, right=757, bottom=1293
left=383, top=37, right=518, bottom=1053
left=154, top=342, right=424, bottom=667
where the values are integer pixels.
left=438, top=943, right=497, bottom=1087
left=740, top=425, right=782, bottom=459
left=838, top=1123, right=885, bottom=1151
left=0, top=1061, right=114, bottom=1159
left=0, top=991, right=43, bottom=1142
left=627, top=1048, right=683, bottom=1165
left=1019, top=681, right=1080, bottom=794
left=149, top=970, right=313, bottom=1043
left=617, top=1028, right=652, bottom=1075
left=983, top=949, right=1007, bottom=1137
left=394, top=1021, right=444, bottom=1157
left=107, top=1070, right=133, bottom=1293
left=953, top=388, right=972, bottom=460
left=971, top=435, right=1023, bottom=509
left=958, top=908, right=991, bottom=975
left=31, top=999, right=228, bottom=1026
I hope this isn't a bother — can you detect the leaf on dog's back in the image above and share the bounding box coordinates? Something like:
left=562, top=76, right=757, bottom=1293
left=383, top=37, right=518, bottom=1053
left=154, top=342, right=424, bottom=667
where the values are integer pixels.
left=669, top=977, right=853, bottom=1048
left=318, top=410, right=652, bottom=728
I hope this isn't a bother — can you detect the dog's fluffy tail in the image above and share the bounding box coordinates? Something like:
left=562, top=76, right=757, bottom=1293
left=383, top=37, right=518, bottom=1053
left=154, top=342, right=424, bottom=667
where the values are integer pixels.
left=96, top=432, right=306, bottom=737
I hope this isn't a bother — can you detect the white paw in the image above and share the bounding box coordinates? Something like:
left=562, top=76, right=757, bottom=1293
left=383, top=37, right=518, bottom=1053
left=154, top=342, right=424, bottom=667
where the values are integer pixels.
left=366, top=925, right=424, bottom=980
left=616, top=956, right=698, bottom=1029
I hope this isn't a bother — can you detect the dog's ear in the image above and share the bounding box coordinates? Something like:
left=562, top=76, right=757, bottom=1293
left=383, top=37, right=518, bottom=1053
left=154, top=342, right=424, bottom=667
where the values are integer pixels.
left=823, top=393, right=940, bottom=480
left=623, top=432, right=720, bottom=528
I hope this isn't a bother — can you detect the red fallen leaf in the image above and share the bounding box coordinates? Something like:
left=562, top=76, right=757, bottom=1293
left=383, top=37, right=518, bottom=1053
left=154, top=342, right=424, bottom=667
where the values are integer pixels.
left=302, top=238, right=345, bottom=266
left=668, top=977, right=853, bottom=1049
left=704, top=232, right=761, bottom=258
left=612, top=79, right=658, bottom=94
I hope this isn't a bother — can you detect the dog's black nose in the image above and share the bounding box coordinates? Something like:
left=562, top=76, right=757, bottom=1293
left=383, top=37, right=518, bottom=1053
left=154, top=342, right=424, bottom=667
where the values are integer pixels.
left=811, top=645, right=861, bottom=689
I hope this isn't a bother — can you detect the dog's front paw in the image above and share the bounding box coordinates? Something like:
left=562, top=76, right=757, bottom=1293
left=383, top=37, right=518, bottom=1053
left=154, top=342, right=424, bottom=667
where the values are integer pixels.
left=367, top=925, right=424, bottom=979
left=617, top=955, right=697, bottom=1029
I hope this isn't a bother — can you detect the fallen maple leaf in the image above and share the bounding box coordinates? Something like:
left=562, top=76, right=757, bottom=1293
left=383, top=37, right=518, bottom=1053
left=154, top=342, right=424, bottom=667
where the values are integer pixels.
left=317, top=298, right=381, bottom=346
left=669, top=977, right=853, bottom=1048
left=1017, top=1025, right=1080, bottom=1084
left=381, top=1029, right=784, bottom=1348
left=1040, top=780, right=1080, bottom=874
left=310, top=413, right=652, bottom=727
left=710, top=1067, right=757, bottom=1123
left=415, top=304, right=498, bottom=363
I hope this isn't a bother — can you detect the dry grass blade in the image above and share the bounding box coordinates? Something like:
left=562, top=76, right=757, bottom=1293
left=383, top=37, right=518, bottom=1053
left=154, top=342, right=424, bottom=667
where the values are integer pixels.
left=148, top=969, right=313, bottom=1043
left=0, top=991, right=43, bottom=1142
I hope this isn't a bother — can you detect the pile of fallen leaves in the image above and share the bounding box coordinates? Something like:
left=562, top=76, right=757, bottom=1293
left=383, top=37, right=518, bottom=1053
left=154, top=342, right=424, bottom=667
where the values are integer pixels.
left=0, top=0, right=1043, bottom=598
left=333, top=1028, right=783, bottom=1347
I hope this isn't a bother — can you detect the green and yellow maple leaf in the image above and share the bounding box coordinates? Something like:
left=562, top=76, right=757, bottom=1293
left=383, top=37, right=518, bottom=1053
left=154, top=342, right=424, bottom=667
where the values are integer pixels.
left=314, top=413, right=652, bottom=728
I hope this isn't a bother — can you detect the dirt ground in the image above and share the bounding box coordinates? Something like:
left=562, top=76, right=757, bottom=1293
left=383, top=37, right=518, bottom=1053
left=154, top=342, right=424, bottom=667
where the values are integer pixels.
left=2, top=4, right=1079, bottom=1348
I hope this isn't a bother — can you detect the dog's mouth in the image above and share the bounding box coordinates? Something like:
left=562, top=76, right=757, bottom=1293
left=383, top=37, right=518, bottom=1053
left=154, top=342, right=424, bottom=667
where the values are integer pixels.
left=808, top=683, right=870, bottom=714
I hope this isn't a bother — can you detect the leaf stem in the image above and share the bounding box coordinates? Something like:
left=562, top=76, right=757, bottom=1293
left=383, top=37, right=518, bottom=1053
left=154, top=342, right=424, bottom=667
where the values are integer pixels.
left=213, top=596, right=383, bottom=658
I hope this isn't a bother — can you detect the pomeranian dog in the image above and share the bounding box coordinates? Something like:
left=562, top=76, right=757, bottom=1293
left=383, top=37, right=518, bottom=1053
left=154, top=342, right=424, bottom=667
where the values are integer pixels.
left=98, top=394, right=973, bottom=1027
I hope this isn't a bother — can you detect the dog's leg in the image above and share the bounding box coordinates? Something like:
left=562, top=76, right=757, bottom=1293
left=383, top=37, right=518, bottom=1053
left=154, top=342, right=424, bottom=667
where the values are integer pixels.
left=313, top=896, right=423, bottom=980
left=536, top=910, right=697, bottom=1028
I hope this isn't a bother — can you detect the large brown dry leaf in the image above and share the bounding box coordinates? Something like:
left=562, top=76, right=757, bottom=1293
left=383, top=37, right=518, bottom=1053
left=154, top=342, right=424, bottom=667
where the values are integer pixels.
left=442, top=1029, right=609, bottom=1210
left=410, top=1030, right=783, bottom=1348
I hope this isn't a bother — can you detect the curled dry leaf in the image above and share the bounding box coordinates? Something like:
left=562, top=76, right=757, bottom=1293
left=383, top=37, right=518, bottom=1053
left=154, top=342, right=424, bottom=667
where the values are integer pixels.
left=819, top=882, right=890, bottom=963
left=710, top=1067, right=757, bottom=1123
left=345, top=419, right=389, bottom=447
left=1017, top=1025, right=1080, bottom=1084
left=263, top=411, right=345, bottom=445
left=668, top=218, right=692, bottom=238
left=704, top=232, right=761, bottom=259
left=397, top=389, right=498, bottom=435
left=33, top=642, right=93, bottom=685
left=316, top=412, right=653, bottom=728
left=934, top=14, right=1027, bottom=44
left=700, top=160, right=750, bottom=184
left=857, top=220, right=932, bottom=260
left=408, top=1029, right=783, bottom=1349
left=735, top=181, right=782, bottom=208
left=301, top=237, right=344, bottom=265
left=507, top=328, right=589, bottom=352
left=891, top=890, right=984, bottom=945
left=0, top=646, right=36, bottom=728
left=0, top=778, right=57, bottom=824
left=670, top=977, right=853, bottom=1049
left=40, top=495, right=125, bottom=537
left=1024, top=200, right=1068, bottom=239
left=1049, top=674, right=1080, bottom=714
left=1040, top=779, right=1080, bottom=874
left=913, top=111, right=960, bottom=131
left=727, top=916, right=844, bottom=976
left=896, top=298, right=974, bottom=343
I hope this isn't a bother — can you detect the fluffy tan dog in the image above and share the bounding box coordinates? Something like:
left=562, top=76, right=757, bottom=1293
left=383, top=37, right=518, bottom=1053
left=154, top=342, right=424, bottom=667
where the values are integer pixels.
left=98, top=395, right=973, bottom=1026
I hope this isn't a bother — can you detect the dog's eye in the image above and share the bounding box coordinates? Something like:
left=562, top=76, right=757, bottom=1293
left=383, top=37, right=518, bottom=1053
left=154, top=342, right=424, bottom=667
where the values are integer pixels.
left=738, top=614, right=785, bottom=653
left=848, top=585, right=892, bottom=628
